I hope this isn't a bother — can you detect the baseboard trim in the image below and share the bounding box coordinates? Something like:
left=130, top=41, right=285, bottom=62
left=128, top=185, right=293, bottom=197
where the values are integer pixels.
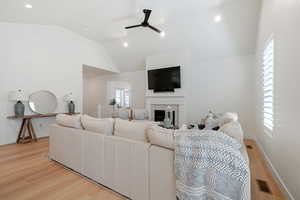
left=38, top=136, right=50, bottom=140
left=255, top=139, right=295, bottom=200
left=0, top=136, right=50, bottom=147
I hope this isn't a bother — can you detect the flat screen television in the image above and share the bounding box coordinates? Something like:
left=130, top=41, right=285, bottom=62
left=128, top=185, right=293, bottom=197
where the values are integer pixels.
left=148, top=66, right=181, bottom=92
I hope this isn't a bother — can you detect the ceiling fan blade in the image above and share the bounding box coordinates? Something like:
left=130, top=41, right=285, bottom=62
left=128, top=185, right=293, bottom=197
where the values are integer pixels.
left=125, top=24, right=142, bottom=29
left=148, top=25, right=161, bottom=33
left=143, top=9, right=152, bottom=23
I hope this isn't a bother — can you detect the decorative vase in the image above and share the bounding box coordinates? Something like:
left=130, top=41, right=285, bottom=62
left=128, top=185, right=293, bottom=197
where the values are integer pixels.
left=163, top=110, right=172, bottom=128
left=15, top=101, right=25, bottom=117
left=68, top=101, right=75, bottom=114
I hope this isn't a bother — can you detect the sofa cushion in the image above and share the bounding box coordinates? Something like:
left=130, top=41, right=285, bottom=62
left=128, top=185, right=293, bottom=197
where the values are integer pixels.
left=114, top=118, right=152, bottom=142
left=218, top=112, right=239, bottom=126
left=148, top=125, right=175, bottom=150
left=56, top=114, right=83, bottom=129
left=219, top=121, right=244, bottom=144
left=81, top=115, right=114, bottom=135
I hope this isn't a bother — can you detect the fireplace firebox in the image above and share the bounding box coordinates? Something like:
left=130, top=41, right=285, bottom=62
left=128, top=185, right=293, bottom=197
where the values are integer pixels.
left=154, top=109, right=176, bottom=126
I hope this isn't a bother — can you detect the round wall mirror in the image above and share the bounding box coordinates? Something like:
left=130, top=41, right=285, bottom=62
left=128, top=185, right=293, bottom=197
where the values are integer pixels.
left=29, top=90, right=58, bottom=114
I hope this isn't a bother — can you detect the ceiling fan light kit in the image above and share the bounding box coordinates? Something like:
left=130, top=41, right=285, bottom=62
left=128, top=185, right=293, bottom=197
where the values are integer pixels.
left=125, top=9, right=163, bottom=35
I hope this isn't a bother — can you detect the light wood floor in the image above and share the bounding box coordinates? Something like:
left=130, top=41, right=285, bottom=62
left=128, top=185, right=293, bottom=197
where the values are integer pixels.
left=245, top=139, right=286, bottom=200
left=0, top=138, right=286, bottom=200
left=0, top=138, right=125, bottom=200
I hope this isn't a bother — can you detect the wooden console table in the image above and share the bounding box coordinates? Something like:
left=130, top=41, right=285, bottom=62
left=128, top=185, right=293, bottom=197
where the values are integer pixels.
left=7, top=113, right=77, bottom=144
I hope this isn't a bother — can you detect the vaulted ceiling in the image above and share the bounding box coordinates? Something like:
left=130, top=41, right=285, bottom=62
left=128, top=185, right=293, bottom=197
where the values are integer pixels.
left=0, top=0, right=262, bottom=72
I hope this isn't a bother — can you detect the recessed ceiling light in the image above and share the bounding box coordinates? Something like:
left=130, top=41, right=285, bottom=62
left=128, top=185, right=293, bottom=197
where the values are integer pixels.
left=24, top=4, right=33, bottom=8
left=160, top=31, right=166, bottom=38
left=123, top=42, right=128, bottom=48
left=214, top=15, right=222, bottom=23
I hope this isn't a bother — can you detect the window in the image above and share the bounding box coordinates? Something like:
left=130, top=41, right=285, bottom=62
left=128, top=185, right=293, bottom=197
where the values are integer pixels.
left=115, top=88, right=130, bottom=108
left=263, top=37, right=274, bottom=132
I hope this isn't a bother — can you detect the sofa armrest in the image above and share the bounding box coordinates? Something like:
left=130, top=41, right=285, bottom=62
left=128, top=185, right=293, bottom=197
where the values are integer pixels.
left=149, top=145, right=176, bottom=200
left=49, top=124, right=83, bottom=172
left=104, top=135, right=150, bottom=200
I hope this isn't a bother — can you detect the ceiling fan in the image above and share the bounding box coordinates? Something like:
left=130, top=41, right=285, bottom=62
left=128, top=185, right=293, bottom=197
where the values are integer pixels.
left=125, top=9, right=163, bottom=35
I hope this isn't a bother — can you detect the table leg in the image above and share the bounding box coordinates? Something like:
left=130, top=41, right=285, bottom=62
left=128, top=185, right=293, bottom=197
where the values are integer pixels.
left=28, top=119, right=38, bottom=142
left=21, top=120, right=29, bottom=143
left=27, top=119, right=33, bottom=142
left=16, top=119, right=26, bottom=144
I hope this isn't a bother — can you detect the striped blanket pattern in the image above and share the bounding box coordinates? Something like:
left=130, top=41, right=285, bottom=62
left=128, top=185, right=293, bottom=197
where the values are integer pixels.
left=174, top=130, right=250, bottom=200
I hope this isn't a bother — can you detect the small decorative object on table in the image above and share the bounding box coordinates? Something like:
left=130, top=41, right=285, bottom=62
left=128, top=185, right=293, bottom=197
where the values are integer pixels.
left=9, top=89, right=28, bottom=117
left=187, top=123, right=196, bottom=129
left=64, top=92, right=76, bottom=114
left=203, top=110, right=220, bottom=130
left=181, top=124, right=188, bottom=130
left=198, top=119, right=206, bottom=130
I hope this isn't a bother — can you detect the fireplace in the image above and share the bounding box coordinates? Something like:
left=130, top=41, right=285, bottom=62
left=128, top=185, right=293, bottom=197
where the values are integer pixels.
left=146, top=96, right=186, bottom=127
left=154, top=110, right=176, bottom=125
left=150, top=104, right=179, bottom=127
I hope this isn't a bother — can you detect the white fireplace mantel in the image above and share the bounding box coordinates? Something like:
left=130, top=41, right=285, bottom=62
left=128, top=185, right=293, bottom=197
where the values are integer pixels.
left=145, top=95, right=186, bottom=127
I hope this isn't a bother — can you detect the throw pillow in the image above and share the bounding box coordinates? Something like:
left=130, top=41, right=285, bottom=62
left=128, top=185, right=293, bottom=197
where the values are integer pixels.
left=114, top=118, right=153, bottom=142
left=147, top=125, right=175, bottom=150
left=219, top=112, right=239, bottom=126
left=81, top=115, right=114, bottom=135
left=219, top=121, right=244, bottom=144
left=56, top=114, right=83, bottom=129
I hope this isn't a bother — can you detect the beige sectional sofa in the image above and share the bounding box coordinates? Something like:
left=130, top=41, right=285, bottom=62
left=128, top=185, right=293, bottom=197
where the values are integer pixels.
left=49, top=115, right=249, bottom=200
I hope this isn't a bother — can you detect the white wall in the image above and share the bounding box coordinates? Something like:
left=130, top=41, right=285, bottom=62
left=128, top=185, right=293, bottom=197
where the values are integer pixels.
left=186, top=55, right=255, bottom=138
left=83, top=69, right=106, bottom=117
left=255, top=0, right=300, bottom=199
left=146, top=51, right=255, bottom=138
left=0, top=22, right=118, bottom=145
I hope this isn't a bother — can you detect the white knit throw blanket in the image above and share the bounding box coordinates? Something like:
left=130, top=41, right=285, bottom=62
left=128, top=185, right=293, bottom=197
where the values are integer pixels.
left=174, top=130, right=250, bottom=200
